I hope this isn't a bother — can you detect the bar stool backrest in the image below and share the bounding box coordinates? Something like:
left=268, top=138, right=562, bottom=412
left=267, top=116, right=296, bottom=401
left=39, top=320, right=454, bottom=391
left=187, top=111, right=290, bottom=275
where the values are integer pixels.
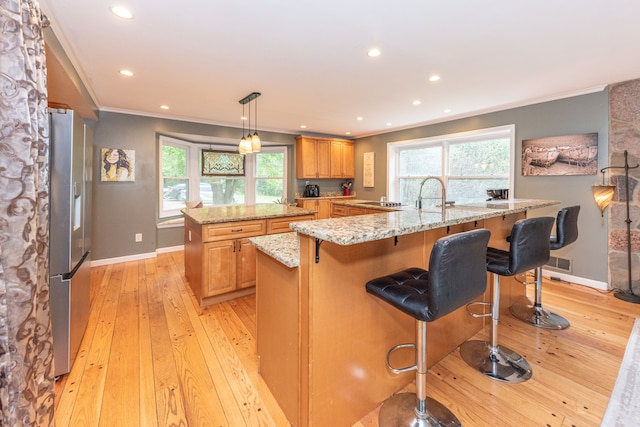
left=507, top=217, right=555, bottom=275
left=550, top=205, right=580, bottom=250
left=426, top=229, right=491, bottom=320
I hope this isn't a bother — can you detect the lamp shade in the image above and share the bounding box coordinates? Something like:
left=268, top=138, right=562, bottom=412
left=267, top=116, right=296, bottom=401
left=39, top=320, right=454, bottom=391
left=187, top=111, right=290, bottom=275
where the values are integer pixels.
left=592, top=184, right=615, bottom=217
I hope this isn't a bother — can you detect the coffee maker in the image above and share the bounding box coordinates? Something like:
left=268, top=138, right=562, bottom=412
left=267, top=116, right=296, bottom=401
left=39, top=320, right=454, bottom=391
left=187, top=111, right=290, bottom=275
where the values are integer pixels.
left=304, top=184, right=320, bottom=197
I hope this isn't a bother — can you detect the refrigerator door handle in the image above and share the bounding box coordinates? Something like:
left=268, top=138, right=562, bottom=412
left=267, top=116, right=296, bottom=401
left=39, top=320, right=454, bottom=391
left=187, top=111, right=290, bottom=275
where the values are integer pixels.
left=63, top=250, right=90, bottom=280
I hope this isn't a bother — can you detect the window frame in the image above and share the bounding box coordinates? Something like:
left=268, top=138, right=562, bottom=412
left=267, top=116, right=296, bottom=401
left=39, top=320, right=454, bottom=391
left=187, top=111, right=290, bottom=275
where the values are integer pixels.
left=158, top=135, right=288, bottom=218
left=386, top=124, right=515, bottom=204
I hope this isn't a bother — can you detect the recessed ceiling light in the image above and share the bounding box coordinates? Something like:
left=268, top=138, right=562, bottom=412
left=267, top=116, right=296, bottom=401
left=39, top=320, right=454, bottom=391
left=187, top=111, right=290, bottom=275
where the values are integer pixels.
left=429, top=75, right=441, bottom=82
left=345, top=132, right=351, bottom=135
left=412, top=100, right=421, bottom=106
left=356, top=117, right=363, bottom=121
left=367, top=49, right=381, bottom=57
left=300, top=125, right=307, bottom=129
left=119, top=69, right=134, bottom=77
left=443, top=108, right=451, bottom=113
left=110, top=6, right=134, bottom=19
left=160, top=105, right=169, bottom=110
left=386, top=122, right=392, bottom=126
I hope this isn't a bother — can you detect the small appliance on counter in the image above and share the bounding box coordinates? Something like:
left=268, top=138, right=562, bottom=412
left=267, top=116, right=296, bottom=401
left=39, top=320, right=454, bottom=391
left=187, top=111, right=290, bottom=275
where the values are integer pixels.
left=304, top=184, right=320, bottom=197
left=486, top=189, right=509, bottom=200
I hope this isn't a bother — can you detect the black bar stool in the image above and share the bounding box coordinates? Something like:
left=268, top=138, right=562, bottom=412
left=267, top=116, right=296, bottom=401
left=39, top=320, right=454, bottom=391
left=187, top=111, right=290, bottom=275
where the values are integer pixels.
left=366, top=228, right=491, bottom=427
left=460, top=216, right=554, bottom=383
left=510, top=206, right=580, bottom=329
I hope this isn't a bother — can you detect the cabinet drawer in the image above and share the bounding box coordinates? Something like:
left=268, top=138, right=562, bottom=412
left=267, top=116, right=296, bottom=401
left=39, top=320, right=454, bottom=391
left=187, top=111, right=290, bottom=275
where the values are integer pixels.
left=203, top=220, right=266, bottom=242
left=331, top=204, right=348, bottom=217
left=348, top=207, right=367, bottom=216
left=267, top=215, right=315, bottom=234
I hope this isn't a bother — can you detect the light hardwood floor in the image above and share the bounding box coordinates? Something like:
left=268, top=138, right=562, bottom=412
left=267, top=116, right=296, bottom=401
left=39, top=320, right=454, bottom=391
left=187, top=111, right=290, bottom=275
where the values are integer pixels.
left=54, top=251, right=639, bottom=426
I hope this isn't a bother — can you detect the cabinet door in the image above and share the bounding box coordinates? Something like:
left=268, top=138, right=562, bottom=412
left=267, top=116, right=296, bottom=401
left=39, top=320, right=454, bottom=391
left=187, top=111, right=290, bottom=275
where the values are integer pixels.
left=316, top=139, right=331, bottom=178
left=342, top=142, right=355, bottom=178
left=202, top=240, right=236, bottom=297
left=296, top=137, right=319, bottom=179
left=236, top=238, right=256, bottom=289
left=330, top=141, right=343, bottom=178
left=317, top=200, right=331, bottom=219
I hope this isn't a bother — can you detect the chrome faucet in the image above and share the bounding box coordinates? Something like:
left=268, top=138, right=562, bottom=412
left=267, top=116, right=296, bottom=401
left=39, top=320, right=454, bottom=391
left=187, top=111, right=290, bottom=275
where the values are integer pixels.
left=417, top=176, right=453, bottom=214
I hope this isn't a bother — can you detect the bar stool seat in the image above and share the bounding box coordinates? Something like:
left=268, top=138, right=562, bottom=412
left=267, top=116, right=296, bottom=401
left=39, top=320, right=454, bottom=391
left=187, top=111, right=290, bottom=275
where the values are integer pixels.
left=460, top=216, right=555, bottom=383
left=366, top=228, right=491, bottom=427
left=510, top=206, right=580, bottom=329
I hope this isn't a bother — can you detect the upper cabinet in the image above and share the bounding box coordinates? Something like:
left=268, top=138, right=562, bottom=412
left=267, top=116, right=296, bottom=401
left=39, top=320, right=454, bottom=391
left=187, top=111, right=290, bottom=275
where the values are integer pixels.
left=296, top=136, right=354, bottom=179
left=331, top=140, right=355, bottom=179
left=296, top=136, right=331, bottom=179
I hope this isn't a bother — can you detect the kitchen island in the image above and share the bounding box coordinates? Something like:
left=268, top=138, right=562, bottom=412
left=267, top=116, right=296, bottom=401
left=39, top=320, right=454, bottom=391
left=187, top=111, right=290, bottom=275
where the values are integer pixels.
left=182, top=204, right=315, bottom=307
left=249, top=199, right=559, bottom=427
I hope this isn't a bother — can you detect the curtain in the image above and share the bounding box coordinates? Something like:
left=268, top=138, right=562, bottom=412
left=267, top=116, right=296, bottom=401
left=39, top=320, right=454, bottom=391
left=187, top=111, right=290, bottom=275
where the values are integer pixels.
left=0, top=0, right=55, bottom=426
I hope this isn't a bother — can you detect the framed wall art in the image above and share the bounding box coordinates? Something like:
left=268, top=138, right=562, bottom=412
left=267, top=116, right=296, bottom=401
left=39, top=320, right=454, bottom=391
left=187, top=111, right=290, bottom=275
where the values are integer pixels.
left=101, top=148, right=135, bottom=182
left=201, top=150, right=245, bottom=176
left=521, top=133, right=598, bottom=176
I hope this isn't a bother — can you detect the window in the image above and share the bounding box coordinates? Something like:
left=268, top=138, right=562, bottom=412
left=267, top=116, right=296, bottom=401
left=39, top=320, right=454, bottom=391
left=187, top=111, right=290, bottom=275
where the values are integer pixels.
left=159, top=135, right=287, bottom=218
left=387, top=125, right=514, bottom=207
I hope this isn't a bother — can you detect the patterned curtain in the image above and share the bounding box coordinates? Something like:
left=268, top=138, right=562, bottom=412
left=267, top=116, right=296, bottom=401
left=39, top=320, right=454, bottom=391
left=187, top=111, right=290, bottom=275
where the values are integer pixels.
left=0, top=0, right=55, bottom=426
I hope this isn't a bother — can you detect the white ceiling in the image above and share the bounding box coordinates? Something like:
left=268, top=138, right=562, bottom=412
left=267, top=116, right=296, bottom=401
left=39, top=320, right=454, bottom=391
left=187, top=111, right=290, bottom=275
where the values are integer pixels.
left=39, top=0, right=640, bottom=138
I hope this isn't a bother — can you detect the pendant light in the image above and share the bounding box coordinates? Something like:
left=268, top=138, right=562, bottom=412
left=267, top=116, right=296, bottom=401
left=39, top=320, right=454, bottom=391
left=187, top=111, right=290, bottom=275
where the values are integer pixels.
left=251, top=96, right=261, bottom=152
left=238, top=92, right=261, bottom=153
left=238, top=103, right=251, bottom=154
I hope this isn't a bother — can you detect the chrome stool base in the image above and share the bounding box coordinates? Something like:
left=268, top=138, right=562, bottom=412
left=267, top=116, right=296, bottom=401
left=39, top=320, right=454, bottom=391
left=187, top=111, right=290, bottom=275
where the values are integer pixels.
left=379, top=393, right=461, bottom=427
left=459, top=340, right=532, bottom=383
left=510, top=304, right=570, bottom=330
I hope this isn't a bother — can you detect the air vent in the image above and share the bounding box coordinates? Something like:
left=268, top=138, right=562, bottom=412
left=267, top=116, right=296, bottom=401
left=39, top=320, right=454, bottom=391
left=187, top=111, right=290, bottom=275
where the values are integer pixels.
left=546, top=256, right=572, bottom=272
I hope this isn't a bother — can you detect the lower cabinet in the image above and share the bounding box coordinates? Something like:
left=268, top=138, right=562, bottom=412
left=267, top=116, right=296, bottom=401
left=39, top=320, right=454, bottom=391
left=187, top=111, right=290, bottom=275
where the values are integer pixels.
left=185, top=214, right=314, bottom=307
left=201, top=238, right=256, bottom=298
left=299, top=199, right=332, bottom=219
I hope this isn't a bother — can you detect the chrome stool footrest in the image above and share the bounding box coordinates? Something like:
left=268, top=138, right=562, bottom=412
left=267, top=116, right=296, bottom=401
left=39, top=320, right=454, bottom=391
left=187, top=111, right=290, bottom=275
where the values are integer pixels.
left=466, top=301, right=491, bottom=318
left=385, top=343, right=416, bottom=374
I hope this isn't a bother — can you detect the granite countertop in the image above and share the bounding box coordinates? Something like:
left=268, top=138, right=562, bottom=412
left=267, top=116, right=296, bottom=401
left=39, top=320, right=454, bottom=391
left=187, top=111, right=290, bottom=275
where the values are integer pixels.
left=290, top=199, right=560, bottom=246
left=249, top=232, right=299, bottom=268
left=181, top=204, right=316, bottom=225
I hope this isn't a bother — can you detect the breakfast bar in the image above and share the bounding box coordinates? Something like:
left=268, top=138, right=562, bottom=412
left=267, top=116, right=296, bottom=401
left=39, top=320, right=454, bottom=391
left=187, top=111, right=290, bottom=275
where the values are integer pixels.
left=249, top=199, right=558, bottom=427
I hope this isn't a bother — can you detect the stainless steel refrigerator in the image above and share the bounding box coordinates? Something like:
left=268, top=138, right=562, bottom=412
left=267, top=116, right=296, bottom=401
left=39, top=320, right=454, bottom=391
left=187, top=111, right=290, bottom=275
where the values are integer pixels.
left=49, top=108, right=93, bottom=377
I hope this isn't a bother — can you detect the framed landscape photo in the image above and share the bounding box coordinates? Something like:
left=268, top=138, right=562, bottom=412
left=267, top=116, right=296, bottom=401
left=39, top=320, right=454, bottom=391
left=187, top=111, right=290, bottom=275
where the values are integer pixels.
left=201, top=150, right=245, bottom=176
left=521, top=133, right=598, bottom=176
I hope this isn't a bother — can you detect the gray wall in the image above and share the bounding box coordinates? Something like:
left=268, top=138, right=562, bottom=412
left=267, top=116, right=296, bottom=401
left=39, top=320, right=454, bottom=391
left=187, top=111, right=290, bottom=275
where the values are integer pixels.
left=354, top=90, right=610, bottom=284
left=92, top=112, right=298, bottom=260
left=93, top=90, right=610, bottom=285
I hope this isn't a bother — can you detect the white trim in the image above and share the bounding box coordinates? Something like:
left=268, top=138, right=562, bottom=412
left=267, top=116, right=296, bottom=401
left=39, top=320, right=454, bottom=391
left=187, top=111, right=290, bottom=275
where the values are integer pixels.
left=157, top=245, right=184, bottom=253
left=157, top=218, right=185, bottom=228
left=91, top=246, right=185, bottom=266
left=541, top=268, right=609, bottom=290
left=91, top=252, right=157, bottom=266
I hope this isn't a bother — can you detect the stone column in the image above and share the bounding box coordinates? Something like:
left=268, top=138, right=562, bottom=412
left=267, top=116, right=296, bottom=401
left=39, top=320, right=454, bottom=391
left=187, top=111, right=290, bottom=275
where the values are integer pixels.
left=608, top=79, right=640, bottom=293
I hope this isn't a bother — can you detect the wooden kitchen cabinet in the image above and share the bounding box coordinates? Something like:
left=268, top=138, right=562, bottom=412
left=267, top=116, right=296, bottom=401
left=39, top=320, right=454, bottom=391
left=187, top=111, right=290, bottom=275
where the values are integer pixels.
left=201, top=237, right=256, bottom=297
left=331, top=140, right=355, bottom=178
left=295, top=136, right=331, bottom=179
left=184, top=212, right=314, bottom=307
left=299, top=199, right=332, bottom=219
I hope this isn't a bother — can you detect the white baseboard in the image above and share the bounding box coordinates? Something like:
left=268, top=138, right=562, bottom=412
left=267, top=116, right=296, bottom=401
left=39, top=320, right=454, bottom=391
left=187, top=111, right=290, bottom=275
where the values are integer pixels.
left=541, top=268, right=609, bottom=291
left=156, top=245, right=184, bottom=253
left=91, top=245, right=184, bottom=267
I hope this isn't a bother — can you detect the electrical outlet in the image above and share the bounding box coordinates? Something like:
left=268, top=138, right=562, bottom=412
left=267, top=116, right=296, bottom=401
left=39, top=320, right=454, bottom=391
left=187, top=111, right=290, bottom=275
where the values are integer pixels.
left=135, top=233, right=142, bottom=242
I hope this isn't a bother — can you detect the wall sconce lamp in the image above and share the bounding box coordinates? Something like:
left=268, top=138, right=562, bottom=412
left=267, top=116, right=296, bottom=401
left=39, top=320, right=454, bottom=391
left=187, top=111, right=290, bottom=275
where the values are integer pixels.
left=238, top=92, right=261, bottom=154
left=594, top=150, right=640, bottom=304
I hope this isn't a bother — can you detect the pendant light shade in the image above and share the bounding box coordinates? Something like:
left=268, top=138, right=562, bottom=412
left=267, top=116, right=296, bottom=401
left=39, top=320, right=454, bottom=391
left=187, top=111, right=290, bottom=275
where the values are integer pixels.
left=238, top=92, right=261, bottom=153
left=592, top=184, right=615, bottom=217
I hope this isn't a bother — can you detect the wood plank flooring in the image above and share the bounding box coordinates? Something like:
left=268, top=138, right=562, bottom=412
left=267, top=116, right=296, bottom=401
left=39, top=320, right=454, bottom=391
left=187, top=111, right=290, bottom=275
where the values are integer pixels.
left=54, top=251, right=640, bottom=426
